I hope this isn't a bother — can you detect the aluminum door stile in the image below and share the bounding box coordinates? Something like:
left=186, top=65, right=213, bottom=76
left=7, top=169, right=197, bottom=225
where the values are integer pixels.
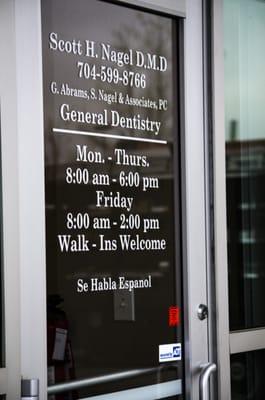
left=15, top=0, right=47, bottom=399
left=183, top=0, right=210, bottom=399
left=212, top=0, right=231, bottom=398
left=0, top=0, right=21, bottom=398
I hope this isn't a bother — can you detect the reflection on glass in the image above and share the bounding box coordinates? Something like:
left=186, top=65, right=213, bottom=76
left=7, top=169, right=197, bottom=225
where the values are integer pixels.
left=42, top=0, right=183, bottom=398
left=225, top=0, right=265, bottom=330
left=231, top=350, right=265, bottom=400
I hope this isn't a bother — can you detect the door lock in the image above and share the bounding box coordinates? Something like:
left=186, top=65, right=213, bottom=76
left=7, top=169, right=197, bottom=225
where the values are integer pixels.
left=197, top=304, right=208, bottom=321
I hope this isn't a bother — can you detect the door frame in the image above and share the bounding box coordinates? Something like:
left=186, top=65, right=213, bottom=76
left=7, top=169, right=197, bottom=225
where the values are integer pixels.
left=0, top=1, right=21, bottom=398
left=211, top=1, right=231, bottom=398
left=183, top=0, right=211, bottom=398
left=0, top=0, right=47, bottom=398
left=14, top=0, right=47, bottom=398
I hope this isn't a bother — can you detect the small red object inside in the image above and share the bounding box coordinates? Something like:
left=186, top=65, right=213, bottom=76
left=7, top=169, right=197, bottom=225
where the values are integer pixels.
left=169, top=306, right=180, bottom=326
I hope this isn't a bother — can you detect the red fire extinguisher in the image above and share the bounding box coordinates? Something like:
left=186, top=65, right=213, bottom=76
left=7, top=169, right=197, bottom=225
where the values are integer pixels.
left=47, top=295, right=78, bottom=400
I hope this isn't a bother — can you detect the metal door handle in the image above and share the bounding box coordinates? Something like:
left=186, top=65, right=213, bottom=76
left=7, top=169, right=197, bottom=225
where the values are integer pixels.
left=199, top=363, right=216, bottom=400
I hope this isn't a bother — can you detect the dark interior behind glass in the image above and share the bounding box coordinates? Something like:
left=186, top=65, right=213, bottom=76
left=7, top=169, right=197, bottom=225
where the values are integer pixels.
left=42, top=1, right=183, bottom=398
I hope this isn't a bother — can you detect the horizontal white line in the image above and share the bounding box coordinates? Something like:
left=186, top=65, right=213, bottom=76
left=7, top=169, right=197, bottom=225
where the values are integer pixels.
left=53, top=128, right=167, bottom=144
left=230, top=329, right=265, bottom=354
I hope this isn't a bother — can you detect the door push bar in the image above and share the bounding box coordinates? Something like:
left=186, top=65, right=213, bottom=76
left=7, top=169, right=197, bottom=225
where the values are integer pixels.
left=48, top=364, right=178, bottom=395
left=21, top=364, right=215, bottom=399
left=21, top=379, right=39, bottom=400
left=199, top=363, right=216, bottom=400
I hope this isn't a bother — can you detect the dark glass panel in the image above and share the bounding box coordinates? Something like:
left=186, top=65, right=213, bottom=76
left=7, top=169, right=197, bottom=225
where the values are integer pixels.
left=231, top=350, right=265, bottom=400
left=42, top=0, right=183, bottom=398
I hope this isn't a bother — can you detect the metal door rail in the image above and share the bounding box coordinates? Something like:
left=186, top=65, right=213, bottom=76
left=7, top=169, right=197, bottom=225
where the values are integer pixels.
left=48, top=365, right=177, bottom=394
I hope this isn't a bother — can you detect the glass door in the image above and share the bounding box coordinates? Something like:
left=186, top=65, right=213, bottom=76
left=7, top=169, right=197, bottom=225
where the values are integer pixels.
left=41, top=0, right=214, bottom=399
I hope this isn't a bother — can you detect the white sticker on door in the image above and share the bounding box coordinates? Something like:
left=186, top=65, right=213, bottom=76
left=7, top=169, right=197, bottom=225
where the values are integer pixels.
left=52, top=328, right=67, bottom=361
left=159, top=343, right=181, bottom=362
